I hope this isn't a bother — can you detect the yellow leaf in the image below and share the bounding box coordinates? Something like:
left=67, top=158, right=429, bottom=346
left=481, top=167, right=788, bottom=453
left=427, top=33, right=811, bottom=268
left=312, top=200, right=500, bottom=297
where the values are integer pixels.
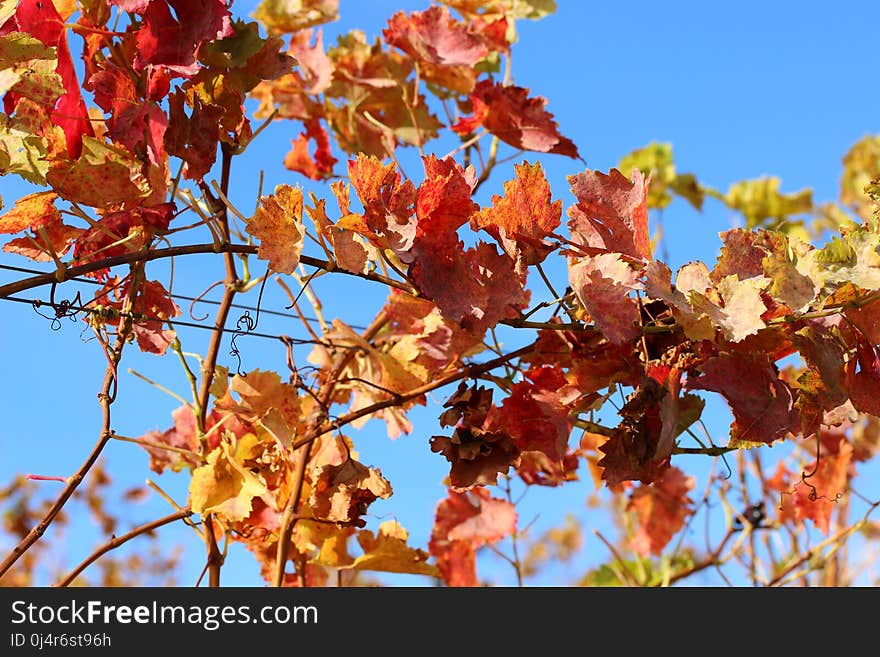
left=346, top=521, right=441, bottom=577
left=189, top=434, right=268, bottom=522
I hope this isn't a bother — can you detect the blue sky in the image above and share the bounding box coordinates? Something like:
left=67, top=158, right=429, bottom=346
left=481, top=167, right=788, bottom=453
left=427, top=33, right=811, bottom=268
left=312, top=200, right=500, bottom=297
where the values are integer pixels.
left=2, top=0, right=880, bottom=587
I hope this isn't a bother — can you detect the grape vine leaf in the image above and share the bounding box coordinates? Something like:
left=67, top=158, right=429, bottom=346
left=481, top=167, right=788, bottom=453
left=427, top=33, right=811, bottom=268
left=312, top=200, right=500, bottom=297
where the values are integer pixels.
left=626, top=466, right=695, bottom=557
left=452, top=79, right=579, bottom=158
left=246, top=183, right=306, bottom=274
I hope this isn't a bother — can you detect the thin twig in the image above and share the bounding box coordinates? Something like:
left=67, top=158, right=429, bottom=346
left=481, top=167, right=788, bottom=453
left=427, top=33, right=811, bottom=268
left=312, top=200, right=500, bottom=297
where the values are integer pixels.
left=56, top=509, right=192, bottom=587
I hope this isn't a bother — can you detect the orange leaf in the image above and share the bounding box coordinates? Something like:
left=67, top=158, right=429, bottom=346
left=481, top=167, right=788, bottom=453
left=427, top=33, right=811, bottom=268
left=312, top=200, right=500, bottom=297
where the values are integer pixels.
left=626, top=466, right=695, bottom=557
left=246, top=184, right=305, bottom=274
left=429, top=487, right=516, bottom=586
left=0, top=191, right=59, bottom=234
left=471, top=161, right=561, bottom=269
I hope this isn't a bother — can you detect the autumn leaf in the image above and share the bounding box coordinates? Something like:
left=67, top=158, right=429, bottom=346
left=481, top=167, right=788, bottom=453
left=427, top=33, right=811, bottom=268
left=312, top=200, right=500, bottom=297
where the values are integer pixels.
left=452, top=80, right=579, bottom=159
left=189, top=433, right=270, bottom=522
left=138, top=405, right=200, bottom=474
left=845, top=342, right=880, bottom=417
left=246, top=183, right=305, bottom=274
left=488, top=365, right=577, bottom=462
left=45, top=136, right=152, bottom=208
left=215, top=369, right=302, bottom=445
left=409, top=241, right=530, bottom=338
left=569, top=252, right=642, bottom=344
left=72, top=204, right=175, bottom=279
left=471, top=161, right=561, bottom=270
left=252, top=0, right=338, bottom=34
left=598, top=379, right=671, bottom=486
left=120, top=0, right=234, bottom=76
left=429, top=488, right=516, bottom=586
left=165, top=91, right=223, bottom=180
left=7, top=0, right=95, bottom=157
left=288, top=28, right=333, bottom=94
left=345, top=520, right=440, bottom=577
left=383, top=6, right=503, bottom=93
left=687, top=353, right=800, bottom=446
left=380, top=289, right=486, bottom=385
left=627, top=466, right=695, bottom=557
left=0, top=191, right=59, bottom=234
left=87, top=65, right=168, bottom=166
left=430, top=382, right=520, bottom=489
left=690, top=274, right=769, bottom=343
left=347, top=153, right=417, bottom=255
left=126, top=278, right=182, bottom=354
left=2, top=220, right=83, bottom=262
left=791, top=325, right=848, bottom=412
left=284, top=116, right=337, bottom=180
left=780, top=438, right=853, bottom=535
left=307, top=319, right=427, bottom=438
left=384, top=6, right=492, bottom=67
left=306, top=193, right=373, bottom=274
left=309, top=458, right=392, bottom=526
left=415, top=155, right=478, bottom=248
left=567, top=167, right=651, bottom=261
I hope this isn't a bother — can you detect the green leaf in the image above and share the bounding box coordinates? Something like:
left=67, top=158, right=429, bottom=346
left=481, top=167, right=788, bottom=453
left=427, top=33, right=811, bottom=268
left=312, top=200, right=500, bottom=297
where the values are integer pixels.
left=724, top=176, right=812, bottom=229
left=618, top=141, right=705, bottom=210
left=0, top=113, right=51, bottom=185
left=199, top=20, right=265, bottom=69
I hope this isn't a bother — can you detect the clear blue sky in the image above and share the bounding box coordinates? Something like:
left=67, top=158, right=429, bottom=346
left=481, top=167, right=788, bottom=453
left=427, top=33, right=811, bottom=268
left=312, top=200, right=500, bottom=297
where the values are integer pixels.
left=2, top=0, right=880, bottom=586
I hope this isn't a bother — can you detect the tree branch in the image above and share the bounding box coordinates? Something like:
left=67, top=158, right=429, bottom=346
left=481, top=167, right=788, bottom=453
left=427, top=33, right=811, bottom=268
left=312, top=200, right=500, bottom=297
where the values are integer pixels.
left=0, top=335, right=125, bottom=582
left=0, top=244, right=416, bottom=299
left=55, top=509, right=192, bottom=587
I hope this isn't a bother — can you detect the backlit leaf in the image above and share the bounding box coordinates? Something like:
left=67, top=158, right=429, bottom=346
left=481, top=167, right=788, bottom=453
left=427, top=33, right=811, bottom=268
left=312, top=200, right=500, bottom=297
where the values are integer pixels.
left=347, top=521, right=440, bottom=577
left=246, top=183, right=305, bottom=274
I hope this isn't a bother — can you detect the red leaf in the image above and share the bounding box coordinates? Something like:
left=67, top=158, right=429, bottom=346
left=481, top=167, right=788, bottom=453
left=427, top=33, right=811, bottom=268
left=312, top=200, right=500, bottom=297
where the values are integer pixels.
left=452, top=80, right=579, bottom=159
left=165, top=91, right=224, bottom=180
left=347, top=154, right=417, bottom=255
left=288, top=28, right=332, bottom=94
left=686, top=353, right=800, bottom=445
left=781, top=438, right=853, bottom=534
left=598, top=379, right=671, bottom=486
left=627, top=466, right=695, bottom=556
left=384, top=6, right=492, bottom=67
left=568, top=253, right=642, bottom=344
left=124, top=0, right=234, bottom=76
left=284, top=117, right=337, bottom=180
left=8, top=0, right=94, bottom=157
left=409, top=241, right=529, bottom=338
left=429, top=488, right=516, bottom=586
left=125, top=278, right=182, bottom=354
left=87, top=65, right=167, bottom=164
left=846, top=342, right=880, bottom=416
left=488, top=365, right=576, bottom=462
left=139, top=405, right=200, bottom=474
left=73, top=204, right=175, bottom=279
left=567, top=167, right=651, bottom=261
left=415, top=155, right=478, bottom=248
